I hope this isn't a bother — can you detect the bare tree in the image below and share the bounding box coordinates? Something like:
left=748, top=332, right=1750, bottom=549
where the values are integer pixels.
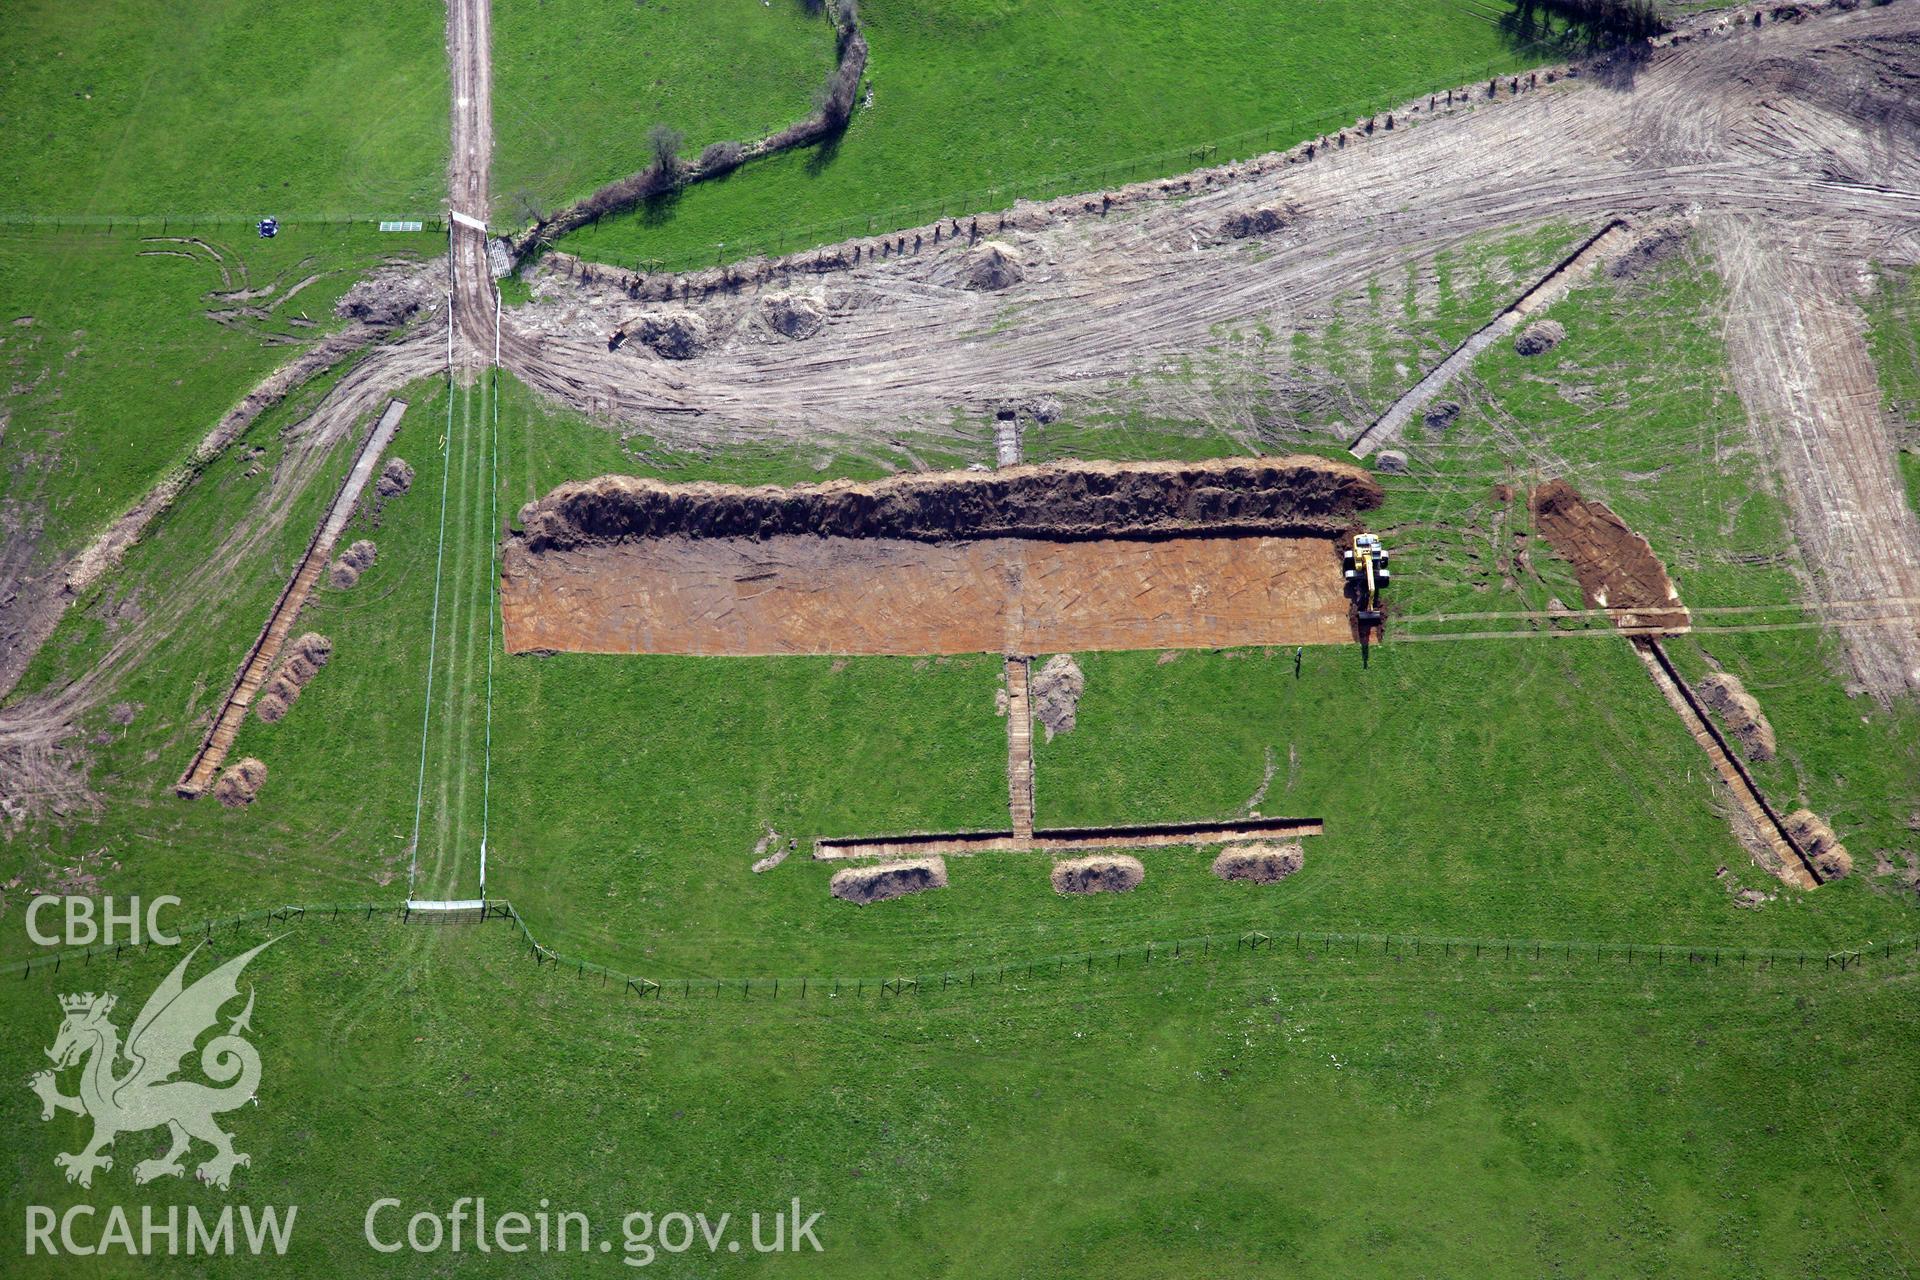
left=648, top=124, right=685, bottom=176
left=698, top=141, right=746, bottom=174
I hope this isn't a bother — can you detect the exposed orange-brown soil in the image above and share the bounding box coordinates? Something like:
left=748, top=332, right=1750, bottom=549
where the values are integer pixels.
left=1530, top=479, right=1690, bottom=632
left=503, top=456, right=1373, bottom=656
left=504, top=532, right=1349, bottom=657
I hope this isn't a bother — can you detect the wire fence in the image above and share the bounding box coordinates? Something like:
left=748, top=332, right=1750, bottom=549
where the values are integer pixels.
left=561, top=48, right=1572, bottom=275
left=0, top=215, right=446, bottom=234
left=497, top=906, right=1917, bottom=1001
left=11, top=898, right=1907, bottom=998
left=0, top=47, right=1561, bottom=263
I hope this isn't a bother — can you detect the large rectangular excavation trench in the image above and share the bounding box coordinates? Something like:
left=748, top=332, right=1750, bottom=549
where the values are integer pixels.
left=501, top=457, right=1382, bottom=657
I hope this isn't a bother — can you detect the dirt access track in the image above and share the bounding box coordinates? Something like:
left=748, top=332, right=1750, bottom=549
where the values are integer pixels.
left=503, top=2, right=1920, bottom=694
left=501, top=455, right=1380, bottom=656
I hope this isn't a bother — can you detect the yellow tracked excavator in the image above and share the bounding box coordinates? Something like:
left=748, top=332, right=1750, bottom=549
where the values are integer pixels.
left=1343, top=533, right=1390, bottom=625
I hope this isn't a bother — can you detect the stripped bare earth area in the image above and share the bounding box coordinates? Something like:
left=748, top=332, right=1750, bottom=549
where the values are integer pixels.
left=176, top=400, right=408, bottom=797
left=5, top=0, right=1919, bottom=823
left=501, top=455, right=1379, bottom=656
left=496, top=1, right=1920, bottom=691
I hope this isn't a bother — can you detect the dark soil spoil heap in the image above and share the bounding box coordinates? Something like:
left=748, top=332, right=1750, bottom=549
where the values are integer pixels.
left=336, top=267, right=435, bottom=327
left=1220, top=204, right=1295, bottom=239
left=376, top=458, right=414, bottom=498
left=1529, top=479, right=1689, bottom=629
left=1785, top=810, right=1853, bottom=880
left=1051, top=855, right=1145, bottom=895
left=515, top=455, right=1382, bottom=552
left=214, top=758, right=267, bottom=809
left=623, top=310, right=709, bottom=360
left=255, top=632, right=332, bottom=723
left=964, top=242, right=1024, bottom=291
left=762, top=292, right=826, bottom=340
left=1514, top=319, right=1566, bottom=356
left=329, top=539, right=377, bottom=590
left=830, top=857, right=949, bottom=905
left=1696, top=672, right=1776, bottom=761
left=1212, top=842, right=1305, bottom=884
left=1422, top=401, right=1462, bottom=434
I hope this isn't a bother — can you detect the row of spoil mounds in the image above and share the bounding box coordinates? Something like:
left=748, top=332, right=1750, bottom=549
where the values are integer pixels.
left=1692, top=669, right=1853, bottom=881
left=203, top=453, right=415, bottom=810
left=511, top=454, right=1383, bottom=551
left=1532, top=477, right=1850, bottom=886
left=828, top=842, right=1305, bottom=905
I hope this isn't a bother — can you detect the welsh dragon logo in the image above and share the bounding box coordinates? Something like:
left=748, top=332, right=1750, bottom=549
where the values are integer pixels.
left=29, top=939, right=276, bottom=1190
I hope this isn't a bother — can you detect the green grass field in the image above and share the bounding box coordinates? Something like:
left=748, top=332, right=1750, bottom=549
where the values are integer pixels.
left=0, top=225, right=438, bottom=572
left=0, top=0, right=450, bottom=590
left=11, top=244, right=1919, bottom=991
left=6, top=19, right=1920, bottom=1265
left=1, top=917, right=1915, bottom=1276
left=550, top=0, right=1563, bottom=270
left=492, top=0, right=838, bottom=219
left=0, top=0, right=445, bottom=219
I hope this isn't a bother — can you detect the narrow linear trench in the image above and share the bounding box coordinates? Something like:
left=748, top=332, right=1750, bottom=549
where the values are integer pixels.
left=1005, top=656, right=1035, bottom=842
left=1631, top=635, right=1820, bottom=889
left=1349, top=218, right=1633, bottom=459
left=814, top=820, right=1326, bottom=861
left=177, top=399, right=409, bottom=797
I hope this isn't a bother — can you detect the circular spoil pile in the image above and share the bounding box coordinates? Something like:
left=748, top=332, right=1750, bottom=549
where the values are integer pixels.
left=255, top=632, right=332, bottom=724
left=1211, top=842, right=1304, bottom=884
left=761, top=292, right=826, bottom=341
left=1051, top=854, right=1144, bottom=896
left=213, top=758, right=267, bottom=809
left=1785, top=810, right=1852, bottom=880
left=1422, top=401, right=1462, bottom=434
left=335, top=267, right=434, bottom=327
left=963, top=241, right=1024, bottom=292
left=1694, top=672, right=1776, bottom=761
left=830, top=857, right=949, bottom=905
left=376, top=457, right=415, bottom=498
left=1220, top=205, right=1291, bottom=239
left=627, top=310, right=709, bottom=360
left=1514, top=319, right=1566, bottom=356
left=513, top=455, right=1384, bottom=553
left=1031, top=654, right=1085, bottom=741
left=329, top=539, right=378, bottom=590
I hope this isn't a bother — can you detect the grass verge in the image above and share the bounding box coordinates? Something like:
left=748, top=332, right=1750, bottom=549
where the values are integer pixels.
left=554, top=0, right=1569, bottom=270
left=0, top=0, right=445, bottom=219
left=0, top=917, right=1914, bottom=1277
left=0, top=225, right=437, bottom=570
